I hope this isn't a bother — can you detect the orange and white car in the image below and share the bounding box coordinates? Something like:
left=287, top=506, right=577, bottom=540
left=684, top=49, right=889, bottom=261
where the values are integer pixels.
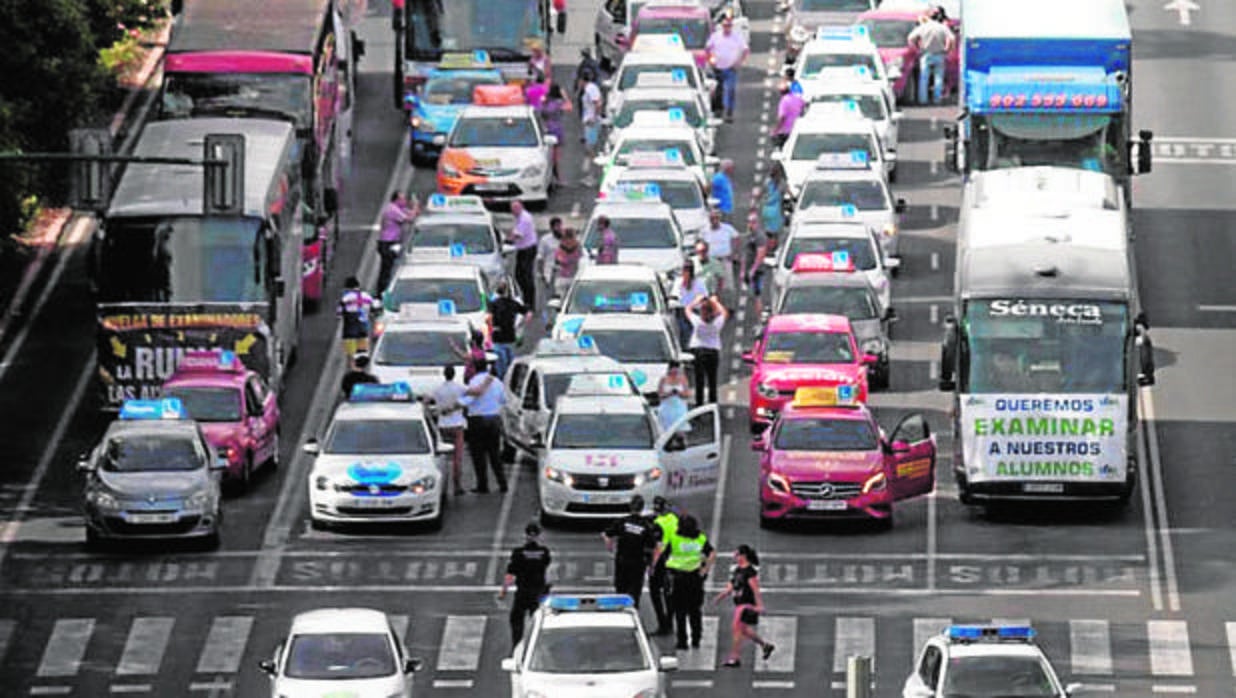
left=436, top=104, right=557, bottom=208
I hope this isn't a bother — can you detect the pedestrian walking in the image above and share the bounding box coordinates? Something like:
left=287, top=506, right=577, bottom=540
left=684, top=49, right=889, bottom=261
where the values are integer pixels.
left=760, top=162, right=787, bottom=243
left=430, top=365, right=468, bottom=495
left=647, top=496, right=679, bottom=636
left=527, top=38, right=551, bottom=83
left=672, top=262, right=709, bottom=347
left=339, top=353, right=379, bottom=399
left=701, top=209, right=738, bottom=300
left=710, top=159, right=735, bottom=222
left=692, top=241, right=725, bottom=299
left=487, top=279, right=531, bottom=379
left=742, top=209, right=771, bottom=318
left=460, top=360, right=508, bottom=493
left=603, top=495, right=658, bottom=607
left=772, top=77, right=804, bottom=149
left=656, top=360, right=692, bottom=432
left=551, top=227, right=584, bottom=313
left=658, top=514, right=715, bottom=650
left=593, top=215, right=620, bottom=264
left=713, top=544, right=775, bottom=667
left=337, top=276, right=377, bottom=358
left=377, top=192, right=419, bottom=295
left=687, top=294, right=727, bottom=406
left=578, top=67, right=603, bottom=184
left=499, top=521, right=553, bottom=646
left=575, top=48, right=602, bottom=121
left=539, top=85, right=571, bottom=184
left=553, top=0, right=567, bottom=34
left=704, top=14, right=749, bottom=122
left=506, top=200, right=539, bottom=308
left=907, top=12, right=954, bottom=104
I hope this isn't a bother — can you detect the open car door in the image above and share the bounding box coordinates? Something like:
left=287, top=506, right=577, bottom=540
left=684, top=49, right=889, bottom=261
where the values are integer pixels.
left=887, top=413, right=936, bottom=501
left=656, top=403, right=721, bottom=496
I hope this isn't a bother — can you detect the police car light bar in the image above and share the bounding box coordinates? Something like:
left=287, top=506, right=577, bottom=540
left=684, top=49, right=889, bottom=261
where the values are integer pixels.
left=349, top=382, right=415, bottom=403
left=426, top=193, right=487, bottom=214
left=792, top=250, right=855, bottom=273
left=815, top=150, right=871, bottom=170
left=175, top=349, right=245, bottom=374
left=790, top=384, right=858, bottom=408
left=120, top=398, right=188, bottom=421
left=546, top=594, right=636, bottom=611
left=947, top=625, right=1037, bottom=643
left=438, top=50, right=492, bottom=69
left=814, top=25, right=872, bottom=42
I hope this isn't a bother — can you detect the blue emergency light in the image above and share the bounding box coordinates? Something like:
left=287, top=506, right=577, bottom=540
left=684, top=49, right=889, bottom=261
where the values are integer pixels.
left=947, top=625, right=1036, bottom=643
left=546, top=594, right=635, bottom=611
left=120, top=398, right=188, bottom=421
left=349, top=382, right=414, bottom=403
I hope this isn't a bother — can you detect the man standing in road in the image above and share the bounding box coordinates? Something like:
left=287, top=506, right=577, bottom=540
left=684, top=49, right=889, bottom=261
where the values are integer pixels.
left=461, top=360, right=509, bottom=493
left=536, top=217, right=564, bottom=325
left=500, top=521, right=553, bottom=647
left=487, top=280, right=531, bottom=380
left=603, top=495, right=658, bottom=607
left=337, top=276, right=377, bottom=359
left=376, top=192, right=419, bottom=295
left=648, top=496, right=679, bottom=636
left=430, top=365, right=468, bottom=496
left=705, top=14, right=749, bottom=122
left=506, top=200, right=539, bottom=309
left=772, top=76, right=804, bottom=149
left=687, top=294, right=728, bottom=406
left=701, top=209, right=738, bottom=302
left=579, top=67, right=603, bottom=184
left=907, top=12, right=954, bottom=105
left=710, top=159, right=735, bottom=222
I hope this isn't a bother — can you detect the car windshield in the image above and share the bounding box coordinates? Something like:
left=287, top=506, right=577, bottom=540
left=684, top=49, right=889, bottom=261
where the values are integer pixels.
left=790, top=133, right=876, bottom=162
left=809, top=93, right=887, bottom=121
left=528, top=626, right=649, bottom=673
left=615, top=98, right=705, bottom=129
left=543, top=374, right=575, bottom=407
left=584, top=217, right=677, bottom=249
left=637, top=17, right=710, bottom=49
left=799, top=179, right=888, bottom=211
left=942, top=655, right=1056, bottom=696
left=800, top=0, right=871, bottom=10
left=387, top=278, right=484, bottom=313
left=552, top=413, right=654, bottom=449
left=160, top=73, right=310, bottom=128
left=780, top=285, right=878, bottom=320
left=858, top=18, right=919, bottom=48
left=783, top=236, right=877, bottom=270
left=616, top=139, right=699, bottom=166
left=424, top=74, right=503, bottom=104
left=801, top=53, right=880, bottom=79
left=763, top=331, right=855, bottom=364
left=450, top=116, right=539, bottom=147
left=375, top=330, right=462, bottom=366
left=102, top=434, right=202, bottom=473
left=284, top=633, right=396, bottom=680
left=414, top=221, right=496, bottom=254
left=567, top=281, right=658, bottom=314
left=163, top=387, right=242, bottom=423
left=586, top=329, right=673, bottom=363
left=620, top=178, right=705, bottom=210
left=775, top=417, right=877, bottom=451
left=619, top=65, right=699, bottom=90
left=324, top=419, right=431, bottom=455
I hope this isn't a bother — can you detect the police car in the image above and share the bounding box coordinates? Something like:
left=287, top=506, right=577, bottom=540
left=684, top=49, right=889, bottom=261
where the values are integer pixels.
left=581, top=185, right=687, bottom=281
left=772, top=106, right=892, bottom=196
left=596, top=112, right=717, bottom=188
left=539, top=375, right=720, bottom=523
left=801, top=79, right=902, bottom=175
left=791, top=25, right=895, bottom=107
left=370, top=309, right=476, bottom=394
left=408, top=194, right=512, bottom=286
left=902, top=625, right=1081, bottom=697
left=782, top=0, right=878, bottom=62
left=605, top=161, right=714, bottom=247
left=304, top=383, right=451, bottom=531
left=381, top=262, right=513, bottom=336
left=547, top=264, right=677, bottom=339
left=605, top=50, right=714, bottom=119
left=436, top=105, right=556, bottom=207
left=769, top=209, right=895, bottom=310
left=500, top=339, right=634, bottom=466
left=769, top=253, right=895, bottom=389
left=555, top=314, right=692, bottom=403
left=502, top=594, right=677, bottom=697
left=604, top=78, right=720, bottom=154
left=405, top=52, right=505, bottom=164
left=794, top=168, right=906, bottom=260
left=78, top=398, right=226, bottom=549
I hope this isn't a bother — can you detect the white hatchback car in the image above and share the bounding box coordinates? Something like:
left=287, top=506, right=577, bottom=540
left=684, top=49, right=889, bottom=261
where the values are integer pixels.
left=773, top=107, right=890, bottom=197
left=547, top=264, right=677, bottom=339
left=407, top=194, right=512, bottom=286
left=260, top=607, right=422, bottom=698
left=770, top=210, right=895, bottom=310
left=598, top=116, right=717, bottom=189
left=903, top=624, right=1080, bottom=698
left=791, top=25, right=894, bottom=106
left=605, top=80, right=721, bottom=154
left=370, top=313, right=475, bottom=394
left=554, top=313, right=692, bottom=403
left=794, top=168, right=907, bottom=259
left=801, top=78, right=902, bottom=175
left=606, top=163, right=714, bottom=246
left=581, top=195, right=686, bottom=282
left=605, top=51, right=713, bottom=118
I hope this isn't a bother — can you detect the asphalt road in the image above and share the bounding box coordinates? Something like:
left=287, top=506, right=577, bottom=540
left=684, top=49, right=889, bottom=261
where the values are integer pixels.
left=0, top=0, right=1233, bottom=696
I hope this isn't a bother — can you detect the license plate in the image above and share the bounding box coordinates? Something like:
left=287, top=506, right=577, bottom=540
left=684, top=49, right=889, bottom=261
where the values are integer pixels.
left=1023, top=483, right=1064, bottom=494
left=351, top=497, right=402, bottom=508
left=127, top=513, right=178, bottom=524
left=807, top=500, right=847, bottom=511
left=581, top=493, right=625, bottom=505
left=474, top=183, right=507, bottom=192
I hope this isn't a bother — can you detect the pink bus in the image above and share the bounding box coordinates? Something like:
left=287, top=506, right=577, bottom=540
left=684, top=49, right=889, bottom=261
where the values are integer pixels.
left=158, top=0, right=362, bottom=308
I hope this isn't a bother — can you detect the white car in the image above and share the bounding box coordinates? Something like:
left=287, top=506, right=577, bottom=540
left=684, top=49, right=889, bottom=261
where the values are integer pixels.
left=408, top=194, right=513, bottom=286
left=260, top=607, right=422, bottom=698
left=801, top=79, right=902, bottom=175
left=304, top=383, right=451, bottom=530
left=502, top=594, right=677, bottom=697
left=597, top=118, right=717, bottom=188
left=595, top=0, right=666, bottom=70
left=539, top=386, right=720, bottom=523
left=581, top=195, right=686, bottom=282
left=547, top=264, right=678, bottom=338
left=773, top=107, right=891, bottom=197
left=794, top=168, right=907, bottom=259
left=769, top=210, right=895, bottom=310
left=782, top=0, right=878, bottom=62
left=605, top=80, right=721, bottom=153
left=556, top=314, right=693, bottom=403
left=437, top=105, right=556, bottom=207
left=606, top=163, right=714, bottom=247
left=903, top=624, right=1081, bottom=698
left=370, top=314, right=475, bottom=394
left=791, top=25, right=895, bottom=106
left=381, top=262, right=514, bottom=335
left=605, top=51, right=714, bottom=117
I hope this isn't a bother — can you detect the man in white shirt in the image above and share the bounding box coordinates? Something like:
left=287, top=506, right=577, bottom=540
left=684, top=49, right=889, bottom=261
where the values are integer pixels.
left=430, top=365, right=468, bottom=495
left=461, top=361, right=509, bottom=493
left=704, top=14, right=749, bottom=122
left=579, top=67, right=603, bottom=184
left=536, top=217, right=564, bottom=324
left=686, top=294, right=728, bottom=406
left=700, top=209, right=738, bottom=303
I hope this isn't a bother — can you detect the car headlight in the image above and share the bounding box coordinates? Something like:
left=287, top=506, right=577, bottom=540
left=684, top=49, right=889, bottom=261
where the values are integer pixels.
left=862, top=471, right=887, bottom=494
left=441, top=163, right=461, bottom=178
left=767, top=473, right=790, bottom=493
left=410, top=115, right=423, bottom=130
left=521, top=164, right=545, bottom=179
left=633, top=467, right=663, bottom=487
left=756, top=381, right=779, bottom=399
left=314, top=475, right=332, bottom=491
left=544, top=466, right=574, bottom=487
left=408, top=474, right=437, bottom=494
left=186, top=489, right=213, bottom=509
left=861, top=338, right=887, bottom=357
left=87, top=489, right=120, bottom=510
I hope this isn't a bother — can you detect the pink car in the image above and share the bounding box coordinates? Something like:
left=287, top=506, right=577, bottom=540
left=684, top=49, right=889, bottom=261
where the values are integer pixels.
left=633, top=4, right=714, bottom=68
left=162, top=350, right=280, bottom=492
left=857, top=5, right=960, bottom=104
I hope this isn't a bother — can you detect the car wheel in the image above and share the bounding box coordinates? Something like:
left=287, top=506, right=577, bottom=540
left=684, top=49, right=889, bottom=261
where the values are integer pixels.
left=888, top=165, right=898, bottom=184
left=539, top=507, right=561, bottom=528
left=875, top=511, right=895, bottom=532
left=872, top=367, right=890, bottom=391
left=236, top=455, right=253, bottom=495
left=84, top=526, right=102, bottom=550
left=426, top=493, right=445, bottom=532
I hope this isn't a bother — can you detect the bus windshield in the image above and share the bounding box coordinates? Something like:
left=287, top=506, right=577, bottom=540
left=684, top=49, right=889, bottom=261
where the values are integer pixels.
left=160, top=73, right=311, bottom=130
left=980, top=114, right=1124, bottom=179
left=962, top=299, right=1128, bottom=394
left=406, top=0, right=546, bottom=61
left=96, top=217, right=268, bottom=304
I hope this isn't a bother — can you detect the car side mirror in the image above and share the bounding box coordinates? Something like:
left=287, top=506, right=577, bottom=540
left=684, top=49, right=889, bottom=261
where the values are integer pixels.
left=762, top=257, right=775, bottom=268
left=531, top=433, right=545, bottom=449
left=883, top=256, right=901, bottom=271
left=659, top=655, right=679, bottom=671
left=404, top=657, right=423, bottom=674
left=592, top=155, right=608, bottom=166
left=894, top=198, right=907, bottom=214
left=884, top=307, right=898, bottom=322
left=436, top=442, right=456, bottom=456
left=705, top=156, right=721, bottom=170
left=1136, top=129, right=1154, bottom=174
left=707, top=117, right=723, bottom=128
left=769, top=150, right=784, bottom=161
left=751, top=435, right=767, bottom=451
left=742, top=351, right=755, bottom=364
left=546, top=298, right=562, bottom=311
left=891, top=111, right=904, bottom=122
left=302, top=440, right=321, bottom=456
left=1137, top=329, right=1156, bottom=387
left=76, top=455, right=93, bottom=472
left=887, top=439, right=911, bottom=454
left=212, top=456, right=229, bottom=471
left=432, top=134, right=447, bottom=146
left=939, top=315, right=958, bottom=391
left=1064, top=682, right=1084, bottom=697
left=258, top=659, right=276, bottom=675
left=862, top=353, right=879, bottom=365
left=274, top=277, right=286, bottom=298
left=677, top=351, right=694, bottom=365
left=601, top=78, right=614, bottom=90
left=501, top=657, right=518, bottom=672
left=544, top=134, right=559, bottom=146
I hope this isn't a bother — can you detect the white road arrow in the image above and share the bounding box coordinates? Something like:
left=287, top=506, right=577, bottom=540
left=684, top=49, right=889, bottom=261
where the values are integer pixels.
left=1163, top=0, right=1200, bottom=26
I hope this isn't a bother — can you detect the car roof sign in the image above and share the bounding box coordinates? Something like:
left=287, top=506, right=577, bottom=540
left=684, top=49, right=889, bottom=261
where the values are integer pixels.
left=545, top=594, right=636, bottom=611
left=120, top=398, right=188, bottom=421
left=439, top=51, right=492, bottom=69
left=426, top=194, right=488, bottom=214
left=790, top=384, right=858, bottom=408
left=792, top=251, right=855, bottom=273
left=174, top=349, right=245, bottom=374
left=349, top=382, right=414, bottom=403
left=947, top=625, right=1037, bottom=643
left=815, top=150, right=871, bottom=170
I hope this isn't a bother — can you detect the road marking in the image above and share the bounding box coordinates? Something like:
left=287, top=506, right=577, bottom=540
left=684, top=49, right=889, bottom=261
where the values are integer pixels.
left=678, top=616, right=719, bottom=670
left=1197, top=305, right=1236, bottom=312
left=1227, top=622, right=1236, bottom=676
left=1070, top=620, right=1113, bottom=675
left=930, top=252, right=939, bottom=271
left=832, top=617, right=874, bottom=673
left=433, top=679, right=475, bottom=688
left=1136, top=389, right=1165, bottom=611
left=753, top=680, right=795, bottom=688
left=672, top=679, right=714, bottom=688
left=29, top=689, right=71, bottom=696
left=992, top=618, right=1030, bottom=626
left=1141, top=388, right=1181, bottom=611
left=1148, top=620, right=1193, bottom=676
left=37, top=618, right=93, bottom=677
left=913, top=618, right=951, bottom=656
left=188, top=682, right=232, bottom=692
left=117, top=617, right=174, bottom=675
left=894, top=295, right=952, bottom=304
left=485, top=450, right=521, bottom=586
left=931, top=204, right=939, bottom=221
left=757, top=616, right=796, bottom=673
left=929, top=304, right=938, bottom=324
left=1151, top=686, right=1196, bottom=694
left=436, top=616, right=486, bottom=671
left=108, top=686, right=151, bottom=694
left=1163, top=0, right=1200, bottom=26
left=710, top=435, right=733, bottom=549
left=195, top=616, right=253, bottom=674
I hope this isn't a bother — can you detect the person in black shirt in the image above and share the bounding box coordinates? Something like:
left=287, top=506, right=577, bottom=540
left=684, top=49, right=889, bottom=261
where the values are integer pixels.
left=602, top=495, right=657, bottom=607
left=499, top=521, right=553, bottom=646
left=339, top=354, right=379, bottom=399
left=712, top=544, right=774, bottom=667
left=487, top=280, right=531, bottom=380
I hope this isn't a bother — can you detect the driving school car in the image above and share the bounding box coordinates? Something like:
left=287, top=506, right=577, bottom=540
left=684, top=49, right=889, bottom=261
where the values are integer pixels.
left=794, top=166, right=906, bottom=260
left=754, top=386, right=935, bottom=528
left=604, top=79, right=720, bottom=154
left=370, top=311, right=475, bottom=395
left=405, top=52, right=505, bottom=163
left=605, top=161, right=714, bottom=246
left=597, top=112, right=718, bottom=189
left=548, top=264, right=677, bottom=339
left=744, top=312, right=873, bottom=430
left=801, top=81, right=902, bottom=176
left=409, top=194, right=512, bottom=285
left=557, top=314, right=692, bottom=404
left=581, top=186, right=687, bottom=281
left=770, top=211, right=895, bottom=311
left=791, top=25, right=894, bottom=108
left=436, top=104, right=557, bottom=207
left=773, top=107, right=892, bottom=195
left=605, top=52, right=713, bottom=120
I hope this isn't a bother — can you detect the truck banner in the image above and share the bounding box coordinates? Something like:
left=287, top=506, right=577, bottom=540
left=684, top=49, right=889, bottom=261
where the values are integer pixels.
left=96, top=303, right=272, bottom=408
left=959, top=393, right=1128, bottom=483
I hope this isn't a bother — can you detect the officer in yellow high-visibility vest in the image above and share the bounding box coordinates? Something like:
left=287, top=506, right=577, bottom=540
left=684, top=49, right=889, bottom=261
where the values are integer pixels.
left=657, top=514, right=715, bottom=650
left=648, top=496, right=679, bottom=636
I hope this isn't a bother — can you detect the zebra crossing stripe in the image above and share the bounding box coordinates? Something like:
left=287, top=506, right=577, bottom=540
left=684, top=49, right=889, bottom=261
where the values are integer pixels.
left=913, top=618, right=952, bottom=658
left=195, top=616, right=253, bottom=674
left=1069, top=620, right=1112, bottom=675
left=1148, top=620, right=1193, bottom=676
left=116, top=617, right=175, bottom=676
left=1227, top=622, right=1236, bottom=676
left=436, top=615, right=486, bottom=671
left=678, top=616, right=720, bottom=671
left=37, top=619, right=93, bottom=678
left=832, top=617, right=874, bottom=674
left=756, top=616, right=796, bottom=673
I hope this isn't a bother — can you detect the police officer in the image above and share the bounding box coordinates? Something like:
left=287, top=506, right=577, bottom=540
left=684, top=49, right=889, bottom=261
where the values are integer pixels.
left=658, top=514, right=716, bottom=650
left=499, top=521, right=552, bottom=646
left=648, top=496, right=679, bottom=635
left=602, top=495, right=657, bottom=607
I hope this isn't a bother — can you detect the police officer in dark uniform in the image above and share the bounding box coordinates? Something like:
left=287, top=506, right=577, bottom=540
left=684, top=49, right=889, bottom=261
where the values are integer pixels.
left=648, top=496, right=679, bottom=635
left=499, top=521, right=552, bottom=646
left=603, top=495, right=657, bottom=607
